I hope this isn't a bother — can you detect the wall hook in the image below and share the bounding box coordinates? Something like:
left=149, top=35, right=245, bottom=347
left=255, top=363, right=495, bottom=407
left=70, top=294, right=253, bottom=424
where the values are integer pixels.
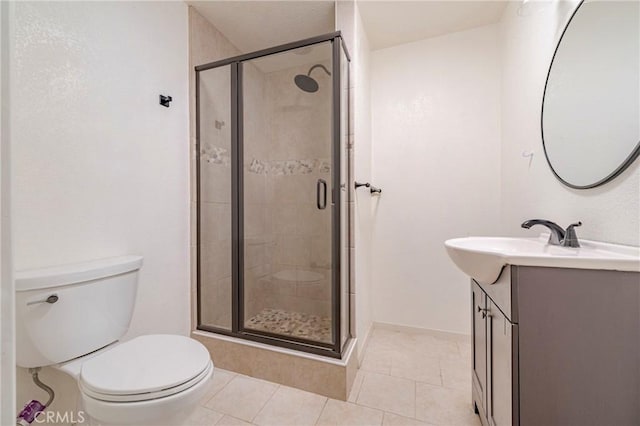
left=159, top=95, right=172, bottom=108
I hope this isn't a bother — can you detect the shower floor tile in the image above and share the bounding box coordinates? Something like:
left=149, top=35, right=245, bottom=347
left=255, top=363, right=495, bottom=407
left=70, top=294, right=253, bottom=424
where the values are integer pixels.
left=245, top=308, right=331, bottom=343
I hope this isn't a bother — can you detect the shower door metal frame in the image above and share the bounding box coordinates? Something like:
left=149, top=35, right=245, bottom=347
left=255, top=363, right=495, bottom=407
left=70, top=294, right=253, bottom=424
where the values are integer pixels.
left=195, top=32, right=351, bottom=359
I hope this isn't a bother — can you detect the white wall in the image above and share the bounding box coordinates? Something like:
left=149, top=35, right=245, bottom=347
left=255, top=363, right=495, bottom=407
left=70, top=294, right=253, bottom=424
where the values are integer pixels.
left=12, top=1, right=189, bottom=415
left=499, top=1, right=640, bottom=246
left=1, top=1, right=16, bottom=423
left=371, top=25, right=502, bottom=335
left=353, top=3, right=374, bottom=358
left=336, top=0, right=375, bottom=360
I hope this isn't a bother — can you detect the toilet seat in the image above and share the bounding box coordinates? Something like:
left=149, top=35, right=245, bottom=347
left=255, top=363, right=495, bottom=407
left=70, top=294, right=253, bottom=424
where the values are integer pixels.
left=78, top=334, right=212, bottom=403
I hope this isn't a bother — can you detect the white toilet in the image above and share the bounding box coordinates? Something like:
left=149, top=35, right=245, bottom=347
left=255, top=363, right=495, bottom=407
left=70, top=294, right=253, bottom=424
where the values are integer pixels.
left=15, top=256, right=213, bottom=426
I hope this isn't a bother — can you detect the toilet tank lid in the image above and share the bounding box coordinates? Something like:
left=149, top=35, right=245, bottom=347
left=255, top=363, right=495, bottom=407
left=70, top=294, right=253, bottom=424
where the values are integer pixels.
left=15, top=255, right=144, bottom=292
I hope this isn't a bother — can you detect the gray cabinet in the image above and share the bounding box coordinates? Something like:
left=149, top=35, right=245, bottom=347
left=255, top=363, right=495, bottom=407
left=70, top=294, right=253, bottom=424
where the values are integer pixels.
left=470, top=266, right=640, bottom=426
left=486, top=298, right=517, bottom=426
left=471, top=281, right=487, bottom=420
left=471, top=280, right=518, bottom=426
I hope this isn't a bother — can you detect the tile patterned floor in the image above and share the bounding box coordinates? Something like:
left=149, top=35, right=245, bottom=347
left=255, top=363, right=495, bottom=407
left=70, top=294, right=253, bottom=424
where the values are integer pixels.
left=188, top=327, right=481, bottom=426
left=245, top=309, right=332, bottom=343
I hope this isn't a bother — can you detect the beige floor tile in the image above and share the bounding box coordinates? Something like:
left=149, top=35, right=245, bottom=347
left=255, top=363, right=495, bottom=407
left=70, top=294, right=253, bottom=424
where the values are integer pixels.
left=206, top=375, right=278, bottom=422
left=215, top=415, right=254, bottom=426
left=360, top=346, right=393, bottom=375
left=419, top=336, right=460, bottom=359
left=367, top=329, right=417, bottom=352
left=439, top=358, right=471, bottom=391
left=369, top=329, right=459, bottom=360
left=201, top=369, right=237, bottom=405
left=316, top=399, right=384, bottom=426
left=348, top=370, right=365, bottom=402
left=415, top=383, right=480, bottom=426
left=390, top=352, right=441, bottom=386
left=382, top=413, right=434, bottom=426
left=253, top=385, right=327, bottom=426
left=456, top=341, right=472, bottom=360
left=186, top=406, right=224, bottom=426
left=356, top=372, right=415, bottom=418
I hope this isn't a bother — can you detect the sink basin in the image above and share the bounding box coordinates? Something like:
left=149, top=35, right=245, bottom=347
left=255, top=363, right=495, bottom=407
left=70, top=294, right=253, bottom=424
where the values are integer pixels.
left=445, top=234, right=640, bottom=285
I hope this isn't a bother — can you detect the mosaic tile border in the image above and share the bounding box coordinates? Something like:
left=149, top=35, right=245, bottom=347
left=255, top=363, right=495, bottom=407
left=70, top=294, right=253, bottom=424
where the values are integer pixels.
left=200, top=142, right=331, bottom=176
left=200, top=143, right=230, bottom=166
left=249, top=158, right=331, bottom=175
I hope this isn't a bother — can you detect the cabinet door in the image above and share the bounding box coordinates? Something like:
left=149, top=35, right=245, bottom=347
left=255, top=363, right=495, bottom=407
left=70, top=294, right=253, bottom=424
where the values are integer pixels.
left=487, top=299, right=516, bottom=426
left=471, top=281, right=487, bottom=416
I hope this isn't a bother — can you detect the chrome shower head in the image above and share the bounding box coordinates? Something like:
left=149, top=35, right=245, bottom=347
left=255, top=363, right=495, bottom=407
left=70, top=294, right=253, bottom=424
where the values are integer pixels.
left=294, top=64, right=331, bottom=93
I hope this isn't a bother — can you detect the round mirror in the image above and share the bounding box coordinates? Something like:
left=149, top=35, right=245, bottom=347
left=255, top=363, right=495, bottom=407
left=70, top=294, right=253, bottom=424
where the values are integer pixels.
left=542, top=0, right=640, bottom=189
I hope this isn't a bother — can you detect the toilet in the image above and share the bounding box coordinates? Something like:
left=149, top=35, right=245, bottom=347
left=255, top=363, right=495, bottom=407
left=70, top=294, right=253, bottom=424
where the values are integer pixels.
left=15, top=256, right=213, bottom=426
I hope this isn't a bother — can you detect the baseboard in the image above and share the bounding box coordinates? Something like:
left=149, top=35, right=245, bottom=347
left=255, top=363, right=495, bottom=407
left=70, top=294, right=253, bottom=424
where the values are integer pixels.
left=356, top=322, right=373, bottom=365
left=373, top=321, right=470, bottom=343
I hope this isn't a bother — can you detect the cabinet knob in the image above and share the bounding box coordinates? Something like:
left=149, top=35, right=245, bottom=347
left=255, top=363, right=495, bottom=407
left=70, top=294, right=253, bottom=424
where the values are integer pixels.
left=477, top=306, right=490, bottom=319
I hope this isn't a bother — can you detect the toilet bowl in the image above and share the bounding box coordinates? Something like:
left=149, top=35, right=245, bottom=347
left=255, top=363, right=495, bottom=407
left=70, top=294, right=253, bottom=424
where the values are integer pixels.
left=56, top=335, right=213, bottom=426
left=15, top=256, right=212, bottom=425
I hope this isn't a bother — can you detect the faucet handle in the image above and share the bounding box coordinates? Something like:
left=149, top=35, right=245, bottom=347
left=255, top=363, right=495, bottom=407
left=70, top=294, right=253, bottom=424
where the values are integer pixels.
left=563, top=221, right=582, bottom=248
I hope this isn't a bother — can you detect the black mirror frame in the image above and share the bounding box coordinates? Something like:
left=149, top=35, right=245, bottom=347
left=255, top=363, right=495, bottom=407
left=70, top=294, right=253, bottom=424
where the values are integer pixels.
left=540, top=0, right=640, bottom=190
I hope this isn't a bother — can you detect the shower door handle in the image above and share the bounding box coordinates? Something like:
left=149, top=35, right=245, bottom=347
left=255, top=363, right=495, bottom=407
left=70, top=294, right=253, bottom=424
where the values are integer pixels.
left=316, top=179, right=327, bottom=210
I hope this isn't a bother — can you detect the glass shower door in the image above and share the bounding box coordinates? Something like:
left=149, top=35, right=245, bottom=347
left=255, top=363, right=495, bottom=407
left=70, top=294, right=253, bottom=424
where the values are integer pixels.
left=197, top=64, right=233, bottom=331
left=240, top=41, right=335, bottom=346
left=196, top=33, right=350, bottom=357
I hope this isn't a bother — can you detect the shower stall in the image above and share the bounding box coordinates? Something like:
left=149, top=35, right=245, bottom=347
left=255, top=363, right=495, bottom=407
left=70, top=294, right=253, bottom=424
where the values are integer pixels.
left=195, top=33, right=351, bottom=358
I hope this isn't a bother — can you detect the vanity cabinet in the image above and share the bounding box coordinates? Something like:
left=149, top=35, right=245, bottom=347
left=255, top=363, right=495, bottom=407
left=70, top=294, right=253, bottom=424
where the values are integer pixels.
left=471, top=282, right=487, bottom=419
left=471, top=279, right=518, bottom=426
left=470, top=266, right=639, bottom=426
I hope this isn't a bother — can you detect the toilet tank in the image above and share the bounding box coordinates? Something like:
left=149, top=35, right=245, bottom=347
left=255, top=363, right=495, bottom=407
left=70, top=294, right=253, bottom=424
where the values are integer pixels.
left=15, top=256, right=143, bottom=368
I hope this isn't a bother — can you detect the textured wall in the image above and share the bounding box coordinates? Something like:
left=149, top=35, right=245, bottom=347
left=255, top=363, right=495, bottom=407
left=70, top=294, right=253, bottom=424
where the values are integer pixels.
left=499, top=1, right=640, bottom=246
left=13, top=0, right=189, bottom=415
left=0, top=1, right=15, bottom=422
left=371, top=25, right=502, bottom=335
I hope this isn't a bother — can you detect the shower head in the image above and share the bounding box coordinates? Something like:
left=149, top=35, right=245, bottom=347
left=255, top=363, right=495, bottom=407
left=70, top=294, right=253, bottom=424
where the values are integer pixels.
left=294, top=64, right=331, bottom=93
left=294, top=74, right=319, bottom=93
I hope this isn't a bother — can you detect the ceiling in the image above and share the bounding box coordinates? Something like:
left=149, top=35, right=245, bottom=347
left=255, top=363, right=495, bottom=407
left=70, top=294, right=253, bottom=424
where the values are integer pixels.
left=188, top=1, right=335, bottom=54
left=358, top=1, right=508, bottom=50
left=188, top=1, right=508, bottom=66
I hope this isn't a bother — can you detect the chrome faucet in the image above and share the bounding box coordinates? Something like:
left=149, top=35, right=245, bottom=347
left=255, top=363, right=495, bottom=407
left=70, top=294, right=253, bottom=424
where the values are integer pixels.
left=521, top=219, right=582, bottom=247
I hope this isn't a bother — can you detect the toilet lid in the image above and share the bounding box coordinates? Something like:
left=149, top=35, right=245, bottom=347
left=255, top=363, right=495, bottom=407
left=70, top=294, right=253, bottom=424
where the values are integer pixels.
left=79, top=335, right=211, bottom=400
